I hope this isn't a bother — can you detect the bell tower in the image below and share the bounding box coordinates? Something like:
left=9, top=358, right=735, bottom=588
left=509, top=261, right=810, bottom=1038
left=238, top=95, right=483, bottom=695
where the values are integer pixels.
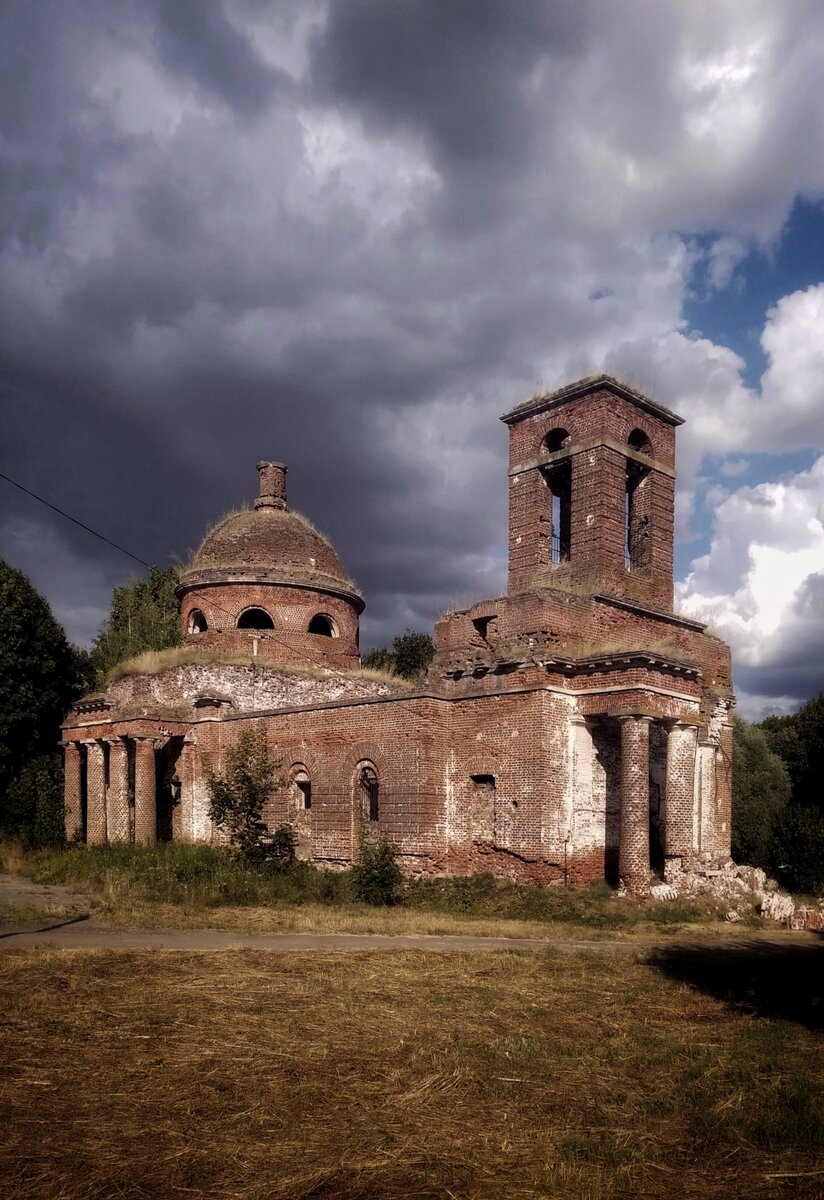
left=501, top=375, right=683, bottom=611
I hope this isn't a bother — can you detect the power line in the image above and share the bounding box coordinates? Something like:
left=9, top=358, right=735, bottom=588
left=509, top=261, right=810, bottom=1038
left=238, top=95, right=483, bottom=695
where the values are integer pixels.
left=0, top=468, right=152, bottom=569
left=0, top=465, right=349, bottom=673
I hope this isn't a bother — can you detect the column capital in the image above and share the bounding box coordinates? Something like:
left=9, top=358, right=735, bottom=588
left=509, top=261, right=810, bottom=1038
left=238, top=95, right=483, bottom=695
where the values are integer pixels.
left=59, top=739, right=80, bottom=750
left=616, top=712, right=655, bottom=725
left=662, top=716, right=700, bottom=731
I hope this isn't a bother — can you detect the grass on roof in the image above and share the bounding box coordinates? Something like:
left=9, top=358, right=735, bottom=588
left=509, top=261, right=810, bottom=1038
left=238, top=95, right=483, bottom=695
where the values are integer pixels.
left=105, top=645, right=406, bottom=689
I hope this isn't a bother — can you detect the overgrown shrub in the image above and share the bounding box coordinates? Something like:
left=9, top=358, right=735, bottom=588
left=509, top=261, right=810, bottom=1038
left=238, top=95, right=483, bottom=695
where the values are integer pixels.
left=351, top=833, right=402, bottom=905
left=207, top=727, right=293, bottom=866
left=771, top=806, right=824, bottom=895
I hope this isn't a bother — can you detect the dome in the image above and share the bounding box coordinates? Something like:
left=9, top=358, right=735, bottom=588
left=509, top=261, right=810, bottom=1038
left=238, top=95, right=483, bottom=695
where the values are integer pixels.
left=178, top=462, right=363, bottom=609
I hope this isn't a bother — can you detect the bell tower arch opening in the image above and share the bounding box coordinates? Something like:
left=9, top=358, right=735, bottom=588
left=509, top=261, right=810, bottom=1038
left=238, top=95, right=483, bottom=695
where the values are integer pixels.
left=502, top=375, right=682, bottom=608
left=626, top=429, right=652, bottom=572
left=540, top=429, right=572, bottom=565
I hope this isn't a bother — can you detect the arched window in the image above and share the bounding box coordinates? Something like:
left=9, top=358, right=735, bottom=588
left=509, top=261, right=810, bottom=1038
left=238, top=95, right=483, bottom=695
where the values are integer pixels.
left=540, top=430, right=572, bottom=565
left=626, top=430, right=651, bottom=571
left=542, top=461, right=571, bottom=564
left=308, top=613, right=337, bottom=637
left=237, top=607, right=275, bottom=630
left=291, top=766, right=312, bottom=810
left=628, top=428, right=652, bottom=456
left=544, top=428, right=571, bottom=454
left=358, top=763, right=379, bottom=822
left=188, top=609, right=208, bottom=634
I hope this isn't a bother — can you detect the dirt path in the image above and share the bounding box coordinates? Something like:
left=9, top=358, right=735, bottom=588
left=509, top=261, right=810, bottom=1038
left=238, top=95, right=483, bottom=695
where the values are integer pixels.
left=1, top=871, right=820, bottom=955
left=0, top=870, right=92, bottom=913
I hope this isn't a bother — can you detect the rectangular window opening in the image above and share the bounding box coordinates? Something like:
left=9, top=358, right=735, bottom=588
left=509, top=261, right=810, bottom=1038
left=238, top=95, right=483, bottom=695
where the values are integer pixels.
left=472, top=615, right=499, bottom=646
left=471, top=773, right=496, bottom=791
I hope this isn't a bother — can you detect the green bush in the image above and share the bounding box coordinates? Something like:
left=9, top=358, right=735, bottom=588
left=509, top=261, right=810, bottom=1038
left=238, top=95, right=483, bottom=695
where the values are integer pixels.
left=771, top=806, right=824, bottom=895
left=4, top=754, right=65, bottom=848
left=207, top=727, right=291, bottom=864
left=351, top=834, right=402, bottom=905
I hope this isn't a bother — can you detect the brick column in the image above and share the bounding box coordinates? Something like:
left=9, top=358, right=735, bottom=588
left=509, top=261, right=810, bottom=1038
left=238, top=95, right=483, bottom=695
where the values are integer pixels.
left=85, top=740, right=107, bottom=846
left=716, top=720, right=733, bottom=861
left=177, top=740, right=195, bottom=841
left=134, top=738, right=157, bottom=845
left=618, top=715, right=652, bottom=896
left=62, top=742, right=83, bottom=843
left=664, top=721, right=698, bottom=868
left=106, top=738, right=130, bottom=844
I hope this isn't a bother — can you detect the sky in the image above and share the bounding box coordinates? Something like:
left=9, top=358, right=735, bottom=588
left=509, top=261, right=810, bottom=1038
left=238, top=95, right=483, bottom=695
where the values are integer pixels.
left=1, top=0, right=823, bottom=721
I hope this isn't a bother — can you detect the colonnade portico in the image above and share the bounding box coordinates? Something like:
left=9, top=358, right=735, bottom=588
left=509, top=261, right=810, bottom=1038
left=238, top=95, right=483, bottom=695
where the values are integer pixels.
left=573, top=709, right=710, bottom=894
left=62, top=735, right=166, bottom=847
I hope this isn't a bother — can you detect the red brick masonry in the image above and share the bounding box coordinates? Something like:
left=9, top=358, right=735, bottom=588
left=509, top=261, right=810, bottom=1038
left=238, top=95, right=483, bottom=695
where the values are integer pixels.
left=64, top=376, right=734, bottom=894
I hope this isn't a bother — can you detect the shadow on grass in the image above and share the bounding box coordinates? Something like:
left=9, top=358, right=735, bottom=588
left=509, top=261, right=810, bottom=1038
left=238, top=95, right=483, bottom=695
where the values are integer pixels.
left=648, top=934, right=824, bottom=1030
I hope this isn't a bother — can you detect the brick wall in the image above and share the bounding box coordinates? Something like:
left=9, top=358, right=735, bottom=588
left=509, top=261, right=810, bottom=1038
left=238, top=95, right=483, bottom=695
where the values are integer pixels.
left=505, top=386, right=677, bottom=607
left=180, top=581, right=361, bottom=668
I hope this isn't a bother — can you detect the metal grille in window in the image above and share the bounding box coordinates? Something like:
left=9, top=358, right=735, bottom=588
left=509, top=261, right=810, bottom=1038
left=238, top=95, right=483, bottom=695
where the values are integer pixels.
left=626, top=513, right=650, bottom=571
left=551, top=532, right=570, bottom=564
left=360, top=766, right=379, bottom=822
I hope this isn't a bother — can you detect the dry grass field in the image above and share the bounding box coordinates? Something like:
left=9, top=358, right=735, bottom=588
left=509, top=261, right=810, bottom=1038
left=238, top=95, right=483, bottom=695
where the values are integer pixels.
left=1, top=944, right=822, bottom=1200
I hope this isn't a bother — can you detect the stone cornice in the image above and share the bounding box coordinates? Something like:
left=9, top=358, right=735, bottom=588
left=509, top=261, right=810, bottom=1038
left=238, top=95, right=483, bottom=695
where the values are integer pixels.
left=175, top=569, right=365, bottom=613
left=501, top=373, right=684, bottom=427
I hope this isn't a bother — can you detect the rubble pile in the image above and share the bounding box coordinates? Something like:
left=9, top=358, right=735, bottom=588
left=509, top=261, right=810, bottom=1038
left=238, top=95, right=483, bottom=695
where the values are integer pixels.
left=650, top=860, right=824, bottom=930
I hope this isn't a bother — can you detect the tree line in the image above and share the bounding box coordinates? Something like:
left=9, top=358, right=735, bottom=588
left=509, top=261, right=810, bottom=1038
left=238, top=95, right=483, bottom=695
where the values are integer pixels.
left=0, top=554, right=821, bottom=895
left=0, top=561, right=180, bottom=845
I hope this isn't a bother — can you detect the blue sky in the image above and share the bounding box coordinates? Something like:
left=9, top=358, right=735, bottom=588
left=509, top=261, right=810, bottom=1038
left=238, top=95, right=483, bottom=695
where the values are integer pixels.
left=0, top=0, right=823, bottom=720
left=676, top=197, right=824, bottom=579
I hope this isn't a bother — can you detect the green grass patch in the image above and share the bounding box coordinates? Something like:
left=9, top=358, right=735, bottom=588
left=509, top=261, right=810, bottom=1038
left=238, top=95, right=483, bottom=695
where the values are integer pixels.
left=1, top=841, right=746, bottom=933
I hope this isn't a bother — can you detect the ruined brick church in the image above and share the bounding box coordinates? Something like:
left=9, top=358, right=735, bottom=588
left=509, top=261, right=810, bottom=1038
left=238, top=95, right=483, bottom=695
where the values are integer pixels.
left=62, top=375, right=734, bottom=895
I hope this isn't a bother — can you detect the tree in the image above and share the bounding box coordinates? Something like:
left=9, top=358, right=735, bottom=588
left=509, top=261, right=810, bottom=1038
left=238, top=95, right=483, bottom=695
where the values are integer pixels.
left=90, top=565, right=180, bottom=683
left=363, top=630, right=435, bottom=679
left=361, top=646, right=395, bottom=673
left=5, top=754, right=65, bottom=847
left=207, top=727, right=293, bottom=864
left=731, top=716, right=791, bottom=868
left=762, top=692, right=824, bottom=810
left=392, top=630, right=435, bottom=679
left=771, top=807, right=824, bottom=895
left=0, top=559, right=80, bottom=828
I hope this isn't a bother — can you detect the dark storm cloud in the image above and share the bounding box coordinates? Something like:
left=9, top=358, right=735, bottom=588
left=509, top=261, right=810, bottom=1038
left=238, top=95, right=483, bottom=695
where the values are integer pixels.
left=1, top=0, right=823, bottom=711
left=148, top=0, right=285, bottom=116
left=737, top=573, right=824, bottom=705
left=311, top=0, right=593, bottom=166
